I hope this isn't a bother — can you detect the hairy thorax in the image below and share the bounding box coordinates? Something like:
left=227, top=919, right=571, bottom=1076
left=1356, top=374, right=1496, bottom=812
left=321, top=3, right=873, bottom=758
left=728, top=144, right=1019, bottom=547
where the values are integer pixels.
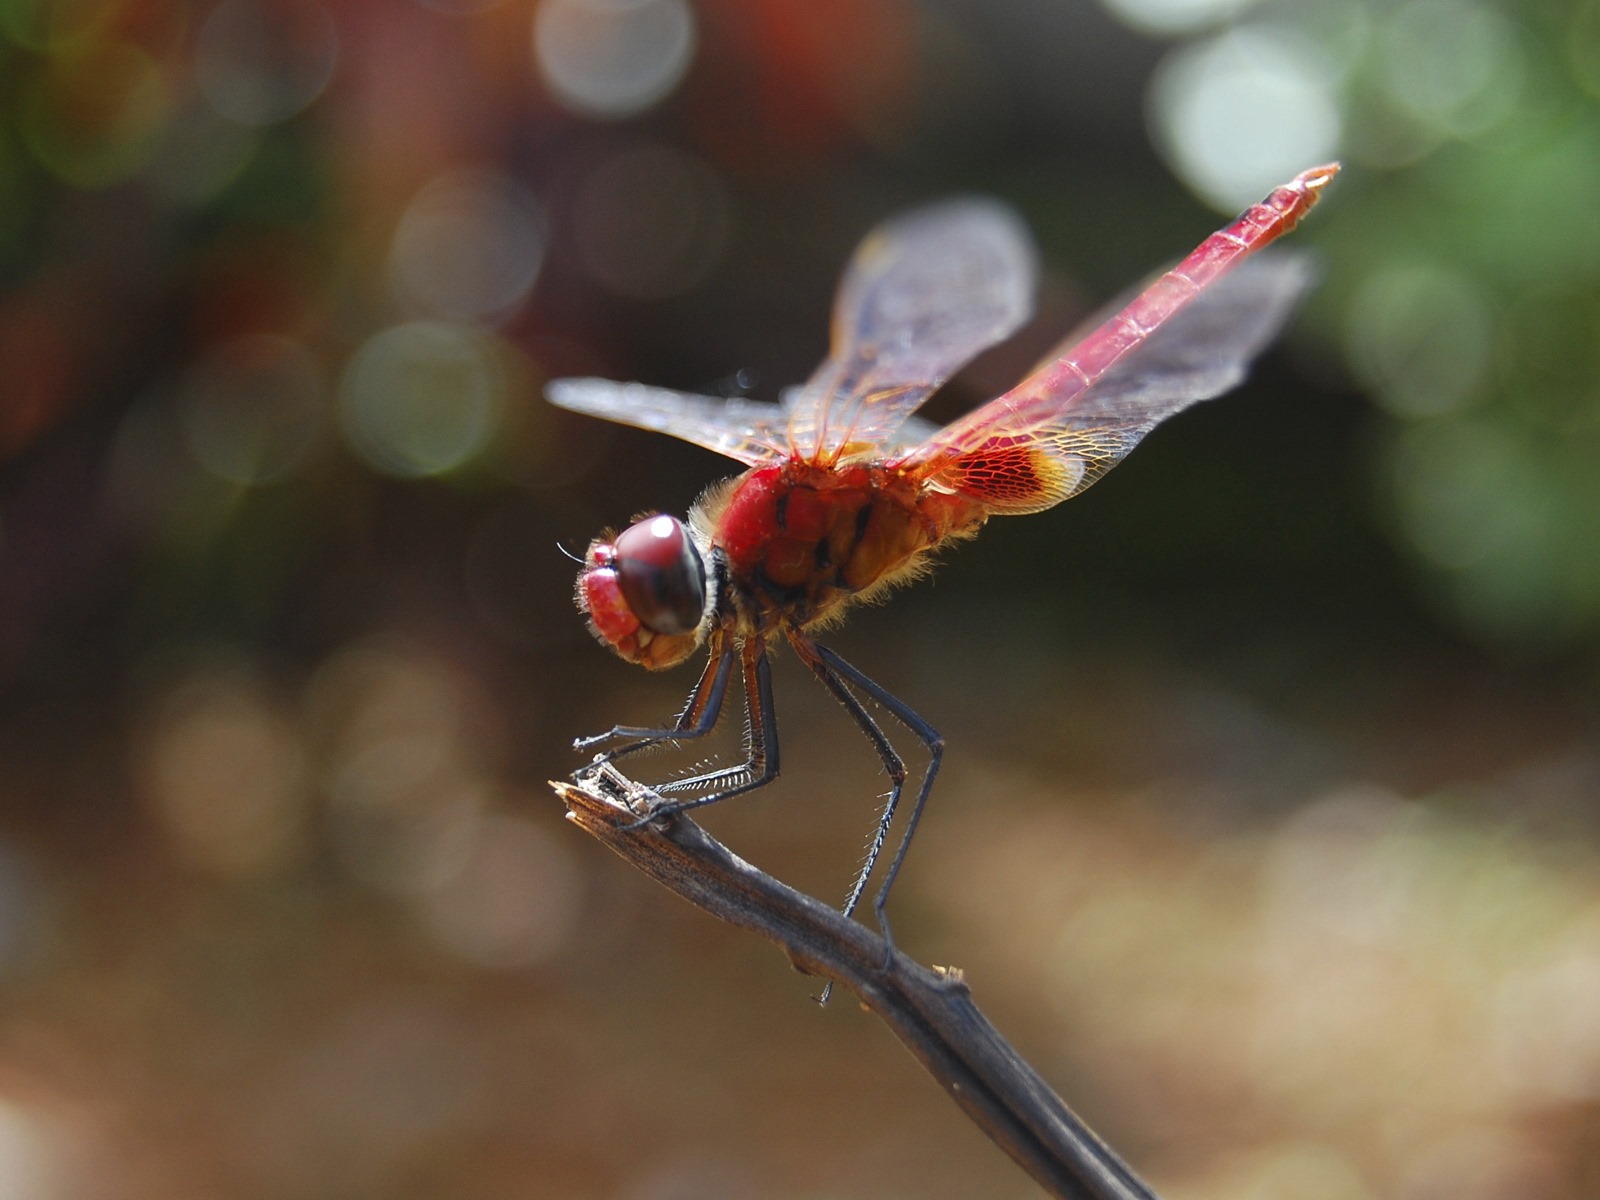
left=695, top=460, right=987, bottom=636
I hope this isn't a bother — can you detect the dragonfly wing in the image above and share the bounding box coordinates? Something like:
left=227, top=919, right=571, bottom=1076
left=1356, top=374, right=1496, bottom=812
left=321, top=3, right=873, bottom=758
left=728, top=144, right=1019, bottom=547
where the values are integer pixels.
left=781, top=384, right=940, bottom=456
left=1055, top=254, right=1314, bottom=425
left=786, top=199, right=1037, bottom=463
left=913, top=254, right=1314, bottom=514
left=546, top=378, right=790, bottom=466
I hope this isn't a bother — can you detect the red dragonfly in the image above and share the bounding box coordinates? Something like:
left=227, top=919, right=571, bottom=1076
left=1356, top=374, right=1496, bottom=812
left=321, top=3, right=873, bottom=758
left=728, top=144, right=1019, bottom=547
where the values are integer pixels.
left=551, top=164, right=1338, bottom=951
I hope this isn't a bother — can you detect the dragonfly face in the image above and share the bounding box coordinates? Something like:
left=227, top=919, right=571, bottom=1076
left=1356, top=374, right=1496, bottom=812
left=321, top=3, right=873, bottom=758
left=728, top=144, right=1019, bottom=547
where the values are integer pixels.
left=577, top=514, right=711, bottom=670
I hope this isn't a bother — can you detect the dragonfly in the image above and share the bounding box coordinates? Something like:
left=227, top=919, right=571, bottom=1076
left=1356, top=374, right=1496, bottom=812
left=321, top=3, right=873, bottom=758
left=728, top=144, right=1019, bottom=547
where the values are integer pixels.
left=550, top=163, right=1339, bottom=963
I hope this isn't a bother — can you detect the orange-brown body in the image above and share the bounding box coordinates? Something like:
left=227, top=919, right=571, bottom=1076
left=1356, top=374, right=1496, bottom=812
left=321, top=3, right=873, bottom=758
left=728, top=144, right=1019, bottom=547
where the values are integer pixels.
left=697, top=460, right=988, bottom=638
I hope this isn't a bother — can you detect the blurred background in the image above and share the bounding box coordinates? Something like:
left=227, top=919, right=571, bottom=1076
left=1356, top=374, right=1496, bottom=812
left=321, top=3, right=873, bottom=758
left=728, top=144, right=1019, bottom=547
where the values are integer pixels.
left=1, top=0, right=1599, bottom=1196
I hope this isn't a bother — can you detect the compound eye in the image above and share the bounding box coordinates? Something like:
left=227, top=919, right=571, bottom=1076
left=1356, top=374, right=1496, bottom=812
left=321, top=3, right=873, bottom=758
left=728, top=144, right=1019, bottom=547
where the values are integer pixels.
left=614, top=515, right=705, bottom=635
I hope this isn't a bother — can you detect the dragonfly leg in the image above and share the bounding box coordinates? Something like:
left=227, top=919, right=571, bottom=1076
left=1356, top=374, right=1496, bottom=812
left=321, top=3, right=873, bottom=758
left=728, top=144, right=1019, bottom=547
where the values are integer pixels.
left=619, top=636, right=779, bottom=828
left=809, top=640, right=943, bottom=970
left=787, top=631, right=906, bottom=928
left=573, top=630, right=735, bottom=767
left=788, top=631, right=915, bottom=1004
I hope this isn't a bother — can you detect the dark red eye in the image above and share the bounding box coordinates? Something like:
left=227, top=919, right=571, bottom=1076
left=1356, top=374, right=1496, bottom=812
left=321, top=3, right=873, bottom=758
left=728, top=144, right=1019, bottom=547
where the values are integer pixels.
left=614, top=515, right=705, bottom=635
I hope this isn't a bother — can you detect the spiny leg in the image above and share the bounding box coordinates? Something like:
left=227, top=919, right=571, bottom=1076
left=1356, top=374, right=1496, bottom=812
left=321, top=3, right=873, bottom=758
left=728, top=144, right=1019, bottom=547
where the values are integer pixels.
left=573, top=629, right=735, bottom=768
left=620, top=636, right=779, bottom=829
left=811, top=641, right=943, bottom=967
left=788, top=631, right=905, bottom=927
left=788, top=632, right=911, bottom=1005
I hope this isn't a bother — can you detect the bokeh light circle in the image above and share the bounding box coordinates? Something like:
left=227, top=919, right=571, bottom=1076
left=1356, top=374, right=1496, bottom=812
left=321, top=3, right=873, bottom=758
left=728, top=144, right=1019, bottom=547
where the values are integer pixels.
left=533, top=0, right=696, bottom=119
left=178, top=334, right=326, bottom=485
left=1493, top=942, right=1600, bottom=1101
left=20, top=39, right=171, bottom=187
left=0, top=1102, right=73, bottom=1200
left=1345, top=263, right=1495, bottom=418
left=1150, top=26, right=1341, bottom=210
left=1098, top=0, right=1260, bottom=37
left=1387, top=417, right=1552, bottom=573
left=138, top=663, right=311, bottom=878
left=390, top=168, right=545, bottom=324
left=307, top=639, right=501, bottom=896
left=144, top=103, right=260, bottom=207
left=573, top=144, right=728, bottom=299
left=1378, top=0, right=1525, bottom=140
left=196, top=0, right=339, bottom=127
left=1386, top=418, right=1575, bottom=641
left=415, top=813, right=584, bottom=969
left=337, top=322, right=504, bottom=478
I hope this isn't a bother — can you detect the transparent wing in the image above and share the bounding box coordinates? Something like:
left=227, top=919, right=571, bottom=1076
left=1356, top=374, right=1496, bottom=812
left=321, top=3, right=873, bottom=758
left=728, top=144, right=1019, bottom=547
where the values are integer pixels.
left=778, top=385, right=937, bottom=457
left=786, top=198, right=1037, bottom=464
left=909, top=255, right=1315, bottom=514
left=546, top=378, right=791, bottom=466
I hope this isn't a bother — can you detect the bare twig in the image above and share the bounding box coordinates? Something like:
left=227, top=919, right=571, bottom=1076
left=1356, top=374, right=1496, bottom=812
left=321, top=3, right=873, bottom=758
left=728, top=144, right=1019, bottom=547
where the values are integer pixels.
left=553, top=763, right=1163, bottom=1200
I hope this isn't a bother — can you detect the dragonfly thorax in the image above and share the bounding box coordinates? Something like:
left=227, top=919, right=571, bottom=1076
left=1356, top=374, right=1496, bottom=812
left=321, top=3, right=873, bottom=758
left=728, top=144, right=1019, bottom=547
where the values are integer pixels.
left=576, top=514, right=714, bottom=670
left=706, top=461, right=987, bottom=634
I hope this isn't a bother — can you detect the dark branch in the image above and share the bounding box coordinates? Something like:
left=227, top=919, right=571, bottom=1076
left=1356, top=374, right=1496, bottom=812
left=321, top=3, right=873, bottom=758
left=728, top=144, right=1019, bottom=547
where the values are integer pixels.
left=553, top=763, right=1163, bottom=1200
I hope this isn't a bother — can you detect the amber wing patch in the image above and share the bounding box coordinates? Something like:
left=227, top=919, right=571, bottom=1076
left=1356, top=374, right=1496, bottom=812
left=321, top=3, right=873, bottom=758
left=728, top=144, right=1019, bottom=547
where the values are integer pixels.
left=928, top=428, right=1138, bottom=516
left=929, top=439, right=1077, bottom=515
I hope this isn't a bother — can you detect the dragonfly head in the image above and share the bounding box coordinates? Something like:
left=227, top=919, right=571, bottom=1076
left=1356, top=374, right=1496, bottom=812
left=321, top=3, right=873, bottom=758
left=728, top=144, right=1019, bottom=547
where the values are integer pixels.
left=576, top=514, right=711, bottom=670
